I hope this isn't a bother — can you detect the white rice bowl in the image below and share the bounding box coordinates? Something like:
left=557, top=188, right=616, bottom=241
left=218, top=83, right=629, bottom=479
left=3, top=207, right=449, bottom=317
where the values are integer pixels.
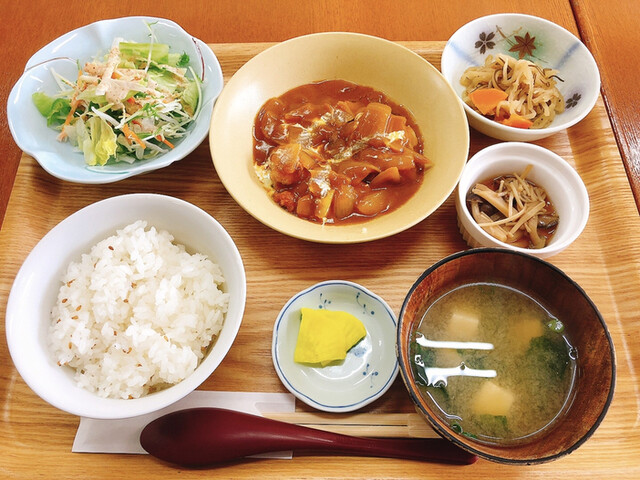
left=6, top=194, right=246, bottom=419
left=50, top=220, right=229, bottom=399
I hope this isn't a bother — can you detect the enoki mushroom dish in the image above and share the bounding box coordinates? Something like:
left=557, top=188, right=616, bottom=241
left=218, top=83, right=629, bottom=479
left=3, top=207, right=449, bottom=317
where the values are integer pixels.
left=466, top=165, right=559, bottom=249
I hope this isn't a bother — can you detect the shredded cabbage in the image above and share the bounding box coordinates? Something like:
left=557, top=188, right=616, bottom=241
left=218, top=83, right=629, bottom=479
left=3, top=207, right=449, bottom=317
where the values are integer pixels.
left=32, top=28, right=200, bottom=166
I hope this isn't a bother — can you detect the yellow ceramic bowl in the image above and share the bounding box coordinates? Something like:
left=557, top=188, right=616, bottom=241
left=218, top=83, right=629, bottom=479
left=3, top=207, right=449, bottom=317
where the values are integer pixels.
left=210, top=32, right=469, bottom=243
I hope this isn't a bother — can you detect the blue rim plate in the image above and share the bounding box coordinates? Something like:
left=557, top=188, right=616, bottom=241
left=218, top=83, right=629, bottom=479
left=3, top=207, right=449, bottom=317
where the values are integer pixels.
left=272, top=280, right=399, bottom=412
left=7, top=16, right=223, bottom=184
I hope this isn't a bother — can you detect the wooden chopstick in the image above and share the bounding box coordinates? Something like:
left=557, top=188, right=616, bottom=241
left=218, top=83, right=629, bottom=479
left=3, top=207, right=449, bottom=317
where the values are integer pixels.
left=262, top=412, right=439, bottom=438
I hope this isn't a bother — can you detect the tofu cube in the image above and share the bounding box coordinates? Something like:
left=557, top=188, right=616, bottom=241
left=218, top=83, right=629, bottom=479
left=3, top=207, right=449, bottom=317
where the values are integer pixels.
left=509, top=316, right=544, bottom=353
left=472, top=380, right=514, bottom=416
left=447, top=310, right=479, bottom=340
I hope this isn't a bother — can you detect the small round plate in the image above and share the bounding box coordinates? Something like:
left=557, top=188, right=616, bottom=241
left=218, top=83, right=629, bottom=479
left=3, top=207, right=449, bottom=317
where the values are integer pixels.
left=272, top=280, right=399, bottom=412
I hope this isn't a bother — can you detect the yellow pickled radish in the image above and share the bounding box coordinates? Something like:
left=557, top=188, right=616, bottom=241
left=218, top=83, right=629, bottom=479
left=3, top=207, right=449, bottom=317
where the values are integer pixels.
left=294, top=308, right=367, bottom=366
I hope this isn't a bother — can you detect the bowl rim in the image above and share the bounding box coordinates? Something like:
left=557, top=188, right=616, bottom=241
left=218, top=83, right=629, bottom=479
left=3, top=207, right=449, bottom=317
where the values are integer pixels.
left=441, top=12, right=601, bottom=138
left=5, top=193, right=247, bottom=419
left=455, top=142, right=590, bottom=256
left=209, top=31, right=469, bottom=243
left=396, top=247, right=616, bottom=464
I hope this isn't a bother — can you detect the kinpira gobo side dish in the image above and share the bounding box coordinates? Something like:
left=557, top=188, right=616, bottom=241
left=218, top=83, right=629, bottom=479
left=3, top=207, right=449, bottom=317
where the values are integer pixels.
left=461, top=54, right=565, bottom=129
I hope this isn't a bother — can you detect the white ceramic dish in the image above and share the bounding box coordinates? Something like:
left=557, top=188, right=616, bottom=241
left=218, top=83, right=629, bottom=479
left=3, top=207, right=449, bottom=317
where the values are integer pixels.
left=6, top=194, right=246, bottom=419
left=272, top=280, right=398, bottom=412
left=210, top=32, right=469, bottom=243
left=441, top=13, right=600, bottom=141
left=7, top=16, right=223, bottom=184
left=455, top=142, right=589, bottom=258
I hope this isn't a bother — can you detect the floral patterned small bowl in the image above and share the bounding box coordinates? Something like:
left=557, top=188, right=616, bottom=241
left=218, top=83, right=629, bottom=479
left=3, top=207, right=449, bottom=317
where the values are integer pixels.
left=441, top=14, right=600, bottom=141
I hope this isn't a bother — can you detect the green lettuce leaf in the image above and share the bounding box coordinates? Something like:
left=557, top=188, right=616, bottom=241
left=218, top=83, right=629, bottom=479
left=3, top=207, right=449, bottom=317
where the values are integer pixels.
left=76, top=85, right=107, bottom=105
left=180, top=80, right=199, bottom=117
left=174, top=52, right=190, bottom=68
left=147, top=69, right=179, bottom=93
left=32, top=92, right=71, bottom=126
left=83, top=116, right=117, bottom=166
left=119, top=42, right=170, bottom=66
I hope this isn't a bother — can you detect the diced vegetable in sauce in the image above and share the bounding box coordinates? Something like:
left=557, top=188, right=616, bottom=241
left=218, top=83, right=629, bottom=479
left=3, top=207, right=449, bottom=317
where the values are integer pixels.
left=253, top=80, right=432, bottom=224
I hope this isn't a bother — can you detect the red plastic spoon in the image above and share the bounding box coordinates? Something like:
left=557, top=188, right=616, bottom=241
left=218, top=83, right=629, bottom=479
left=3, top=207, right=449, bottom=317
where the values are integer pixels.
left=140, top=407, right=477, bottom=467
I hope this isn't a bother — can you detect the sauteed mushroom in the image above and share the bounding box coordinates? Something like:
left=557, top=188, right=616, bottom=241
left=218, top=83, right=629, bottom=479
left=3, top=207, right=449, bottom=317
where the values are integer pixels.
left=466, top=165, right=558, bottom=249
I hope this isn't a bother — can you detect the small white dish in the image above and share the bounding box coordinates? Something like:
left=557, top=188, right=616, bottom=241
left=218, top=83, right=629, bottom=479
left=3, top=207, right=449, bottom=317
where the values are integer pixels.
left=455, top=142, right=589, bottom=258
left=272, top=280, right=398, bottom=412
left=6, top=194, right=246, bottom=419
left=7, top=16, right=223, bottom=184
left=441, top=13, right=600, bottom=141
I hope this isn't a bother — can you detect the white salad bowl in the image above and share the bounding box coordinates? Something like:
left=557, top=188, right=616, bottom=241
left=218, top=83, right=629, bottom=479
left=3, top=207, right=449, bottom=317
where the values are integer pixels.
left=6, top=194, right=246, bottom=419
left=7, top=16, right=223, bottom=184
left=441, top=13, right=600, bottom=141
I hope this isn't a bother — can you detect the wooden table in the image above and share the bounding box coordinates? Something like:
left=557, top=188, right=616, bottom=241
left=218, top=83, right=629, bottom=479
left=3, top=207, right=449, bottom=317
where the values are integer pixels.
left=1, top=1, right=639, bottom=478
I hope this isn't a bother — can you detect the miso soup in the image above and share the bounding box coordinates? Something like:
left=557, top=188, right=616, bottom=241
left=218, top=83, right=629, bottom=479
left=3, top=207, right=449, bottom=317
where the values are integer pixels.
left=411, top=282, right=576, bottom=445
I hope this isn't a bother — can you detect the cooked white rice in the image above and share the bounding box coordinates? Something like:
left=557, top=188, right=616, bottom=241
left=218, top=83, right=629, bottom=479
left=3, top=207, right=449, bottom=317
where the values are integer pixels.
left=49, top=220, right=229, bottom=400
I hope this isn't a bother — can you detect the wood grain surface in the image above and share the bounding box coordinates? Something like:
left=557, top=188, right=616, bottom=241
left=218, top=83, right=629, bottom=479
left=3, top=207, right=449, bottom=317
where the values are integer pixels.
left=0, top=40, right=638, bottom=479
left=572, top=0, right=640, bottom=211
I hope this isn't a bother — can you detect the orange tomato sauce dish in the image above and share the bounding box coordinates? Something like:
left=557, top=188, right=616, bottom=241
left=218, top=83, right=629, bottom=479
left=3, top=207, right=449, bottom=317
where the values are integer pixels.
left=252, top=80, right=432, bottom=224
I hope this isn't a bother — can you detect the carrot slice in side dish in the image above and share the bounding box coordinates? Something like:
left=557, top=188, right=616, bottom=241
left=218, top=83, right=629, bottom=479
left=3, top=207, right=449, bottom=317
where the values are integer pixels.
left=500, top=114, right=534, bottom=129
left=468, top=88, right=508, bottom=115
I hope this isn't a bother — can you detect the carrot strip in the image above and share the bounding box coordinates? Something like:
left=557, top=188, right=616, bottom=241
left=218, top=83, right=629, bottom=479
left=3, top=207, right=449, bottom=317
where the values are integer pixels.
left=499, top=113, right=534, bottom=129
left=57, top=98, right=80, bottom=141
left=156, top=135, right=175, bottom=149
left=58, top=69, right=83, bottom=140
left=121, top=124, right=147, bottom=148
